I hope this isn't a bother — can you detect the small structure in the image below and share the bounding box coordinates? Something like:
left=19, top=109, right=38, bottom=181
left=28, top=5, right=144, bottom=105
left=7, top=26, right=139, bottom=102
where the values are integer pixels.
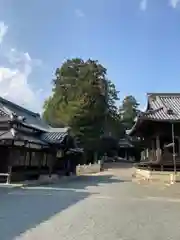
left=128, top=93, right=180, bottom=174
left=0, top=97, right=83, bottom=183
left=118, top=138, right=134, bottom=161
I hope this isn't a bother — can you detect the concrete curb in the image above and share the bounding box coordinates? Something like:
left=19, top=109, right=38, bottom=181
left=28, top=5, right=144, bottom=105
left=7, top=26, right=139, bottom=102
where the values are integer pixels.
left=0, top=174, right=79, bottom=190
left=22, top=174, right=79, bottom=187
left=0, top=183, right=24, bottom=193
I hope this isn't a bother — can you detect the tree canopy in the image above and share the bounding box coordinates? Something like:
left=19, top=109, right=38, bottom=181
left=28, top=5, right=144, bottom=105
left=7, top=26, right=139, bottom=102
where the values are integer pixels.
left=43, top=58, right=140, bottom=159
left=119, top=95, right=140, bottom=130
left=43, top=58, right=121, bottom=151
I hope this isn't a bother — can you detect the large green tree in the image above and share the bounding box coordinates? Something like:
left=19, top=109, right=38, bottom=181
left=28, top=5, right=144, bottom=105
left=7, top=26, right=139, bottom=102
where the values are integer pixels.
left=119, top=95, right=139, bottom=130
left=43, top=58, right=120, bottom=152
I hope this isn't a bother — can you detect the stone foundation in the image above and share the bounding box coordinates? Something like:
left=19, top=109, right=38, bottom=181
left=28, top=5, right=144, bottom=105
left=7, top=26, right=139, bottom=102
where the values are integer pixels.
left=134, top=168, right=180, bottom=183
left=76, top=162, right=101, bottom=176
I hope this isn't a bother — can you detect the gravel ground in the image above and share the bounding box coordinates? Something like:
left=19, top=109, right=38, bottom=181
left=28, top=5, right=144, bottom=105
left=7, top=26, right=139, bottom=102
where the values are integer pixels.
left=0, top=163, right=180, bottom=240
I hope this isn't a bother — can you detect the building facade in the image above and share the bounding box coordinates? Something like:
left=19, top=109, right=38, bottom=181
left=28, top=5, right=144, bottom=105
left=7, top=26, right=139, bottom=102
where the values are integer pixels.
left=128, top=93, right=180, bottom=171
left=0, top=97, right=83, bottom=182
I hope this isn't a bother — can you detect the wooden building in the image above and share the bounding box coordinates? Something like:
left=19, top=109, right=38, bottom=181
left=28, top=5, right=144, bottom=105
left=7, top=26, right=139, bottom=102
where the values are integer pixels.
left=128, top=93, right=180, bottom=171
left=118, top=138, right=134, bottom=161
left=0, top=97, right=83, bottom=182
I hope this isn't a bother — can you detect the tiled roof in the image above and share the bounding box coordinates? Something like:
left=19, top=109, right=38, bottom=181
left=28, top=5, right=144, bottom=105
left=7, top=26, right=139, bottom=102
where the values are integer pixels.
left=0, top=103, right=11, bottom=117
left=0, top=97, right=73, bottom=145
left=0, top=97, right=50, bottom=131
left=41, top=127, right=69, bottom=144
left=140, top=93, right=180, bottom=121
left=127, top=93, right=180, bottom=136
left=41, top=131, right=68, bottom=144
left=0, top=109, right=8, bottom=117
left=0, top=130, right=13, bottom=140
left=0, top=130, right=48, bottom=146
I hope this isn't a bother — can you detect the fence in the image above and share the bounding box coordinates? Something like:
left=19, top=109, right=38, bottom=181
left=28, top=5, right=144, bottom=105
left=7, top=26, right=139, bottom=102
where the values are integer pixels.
left=76, top=162, right=101, bottom=176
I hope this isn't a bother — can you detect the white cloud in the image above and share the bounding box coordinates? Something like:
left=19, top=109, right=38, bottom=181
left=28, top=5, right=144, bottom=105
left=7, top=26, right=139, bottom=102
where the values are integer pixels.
left=169, top=0, right=180, bottom=8
left=0, top=22, right=43, bottom=112
left=140, top=0, right=147, bottom=11
left=0, top=21, right=8, bottom=44
left=0, top=67, right=35, bottom=106
left=75, top=9, right=85, bottom=18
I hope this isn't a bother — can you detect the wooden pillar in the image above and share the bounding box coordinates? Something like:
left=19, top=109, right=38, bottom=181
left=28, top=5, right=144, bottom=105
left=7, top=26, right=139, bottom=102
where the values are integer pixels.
left=146, top=148, right=149, bottom=159
left=172, top=123, right=176, bottom=174
left=6, top=148, right=13, bottom=184
left=6, top=166, right=12, bottom=184
left=48, top=154, right=52, bottom=177
left=38, top=152, right=42, bottom=175
left=29, top=151, right=32, bottom=166
left=156, top=136, right=161, bottom=162
left=151, top=138, right=155, bottom=160
left=125, top=150, right=128, bottom=160
left=24, top=150, right=27, bottom=168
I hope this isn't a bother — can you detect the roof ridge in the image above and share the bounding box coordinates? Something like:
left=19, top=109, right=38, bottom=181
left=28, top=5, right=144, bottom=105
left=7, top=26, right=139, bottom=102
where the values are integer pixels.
left=147, top=92, right=180, bottom=97
left=0, top=97, right=40, bottom=118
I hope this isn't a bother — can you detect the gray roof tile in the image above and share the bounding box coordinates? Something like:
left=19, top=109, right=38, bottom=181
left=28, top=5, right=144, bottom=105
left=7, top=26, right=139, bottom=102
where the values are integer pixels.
left=0, top=130, right=48, bottom=146
left=0, top=97, right=50, bottom=131
left=128, top=93, right=180, bottom=136
left=41, top=131, right=68, bottom=144
left=0, top=97, right=72, bottom=145
left=141, top=93, right=180, bottom=121
left=0, top=103, right=10, bottom=117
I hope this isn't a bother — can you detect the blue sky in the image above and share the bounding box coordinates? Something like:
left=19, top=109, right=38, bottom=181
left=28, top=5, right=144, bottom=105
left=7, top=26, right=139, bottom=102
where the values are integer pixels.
left=0, top=0, right=180, bottom=112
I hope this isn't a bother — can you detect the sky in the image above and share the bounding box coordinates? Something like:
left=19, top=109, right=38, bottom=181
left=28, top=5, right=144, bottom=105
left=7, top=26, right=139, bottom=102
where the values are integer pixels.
left=1, top=0, right=180, bottom=113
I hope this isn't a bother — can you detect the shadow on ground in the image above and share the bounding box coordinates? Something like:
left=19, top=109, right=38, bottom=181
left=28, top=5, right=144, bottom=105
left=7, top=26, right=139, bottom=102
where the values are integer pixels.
left=0, top=174, right=124, bottom=239
left=104, top=162, right=134, bottom=170
left=0, top=187, right=90, bottom=240
left=52, top=174, right=130, bottom=191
